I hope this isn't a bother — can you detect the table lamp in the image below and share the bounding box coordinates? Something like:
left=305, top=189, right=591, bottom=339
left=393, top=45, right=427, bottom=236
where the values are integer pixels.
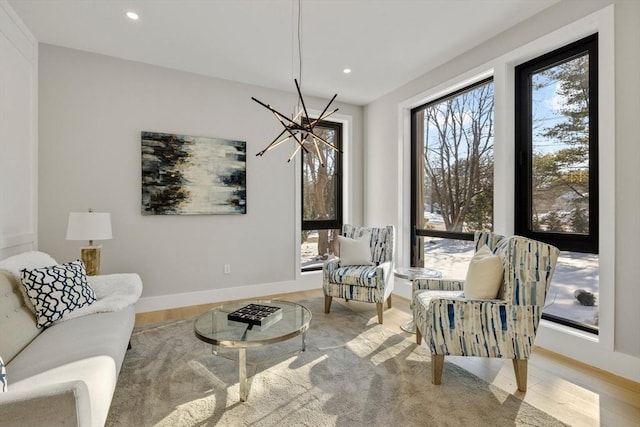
left=66, top=210, right=112, bottom=275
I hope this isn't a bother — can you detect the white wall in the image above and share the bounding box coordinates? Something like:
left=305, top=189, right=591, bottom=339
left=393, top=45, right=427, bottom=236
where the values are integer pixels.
left=364, top=0, right=640, bottom=381
left=0, top=1, right=37, bottom=258
left=38, top=44, right=363, bottom=312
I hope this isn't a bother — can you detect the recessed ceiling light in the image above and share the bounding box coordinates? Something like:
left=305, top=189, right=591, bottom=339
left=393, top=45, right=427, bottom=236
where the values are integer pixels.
left=126, top=11, right=139, bottom=20
left=343, top=68, right=352, bottom=74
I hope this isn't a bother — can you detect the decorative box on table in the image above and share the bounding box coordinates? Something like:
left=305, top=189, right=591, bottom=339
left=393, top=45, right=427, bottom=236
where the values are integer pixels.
left=227, top=303, right=283, bottom=328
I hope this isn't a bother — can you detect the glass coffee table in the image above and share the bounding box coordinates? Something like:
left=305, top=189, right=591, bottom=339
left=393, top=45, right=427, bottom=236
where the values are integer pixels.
left=394, top=267, right=442, bottom=334
left=194, top=299, right=311, bottom=402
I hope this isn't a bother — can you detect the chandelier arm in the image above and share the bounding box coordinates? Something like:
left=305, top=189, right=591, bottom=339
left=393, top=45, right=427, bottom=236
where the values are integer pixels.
left=287, top=144, right=303, bottom=163
left=289, top=129, right=310, bottom=154
left=294, top=79, right=312, bottom=126
left=252, top=97, right=302, bottom=128
left=311, top=137, right=326, bottom=167
left=310, top=132, right=340, bottom=152
left=309, top=108, right=340, bottom=128
left=289, top=130, right=312, bottom=161
left=309, top=94, right=338, bottom=129
left=256, top=128, right=289, bottom=156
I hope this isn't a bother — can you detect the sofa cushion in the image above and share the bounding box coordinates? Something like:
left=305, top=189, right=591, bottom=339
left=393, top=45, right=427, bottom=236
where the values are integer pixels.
left=6, top=305, right=135, bottom=383
left=21, top=261, right=97, bottom=328
left=0, top=270, right=40, bottom=363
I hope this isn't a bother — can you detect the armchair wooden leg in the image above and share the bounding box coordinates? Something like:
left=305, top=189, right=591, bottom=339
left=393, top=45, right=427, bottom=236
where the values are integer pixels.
left=432, top=354, right=444, bottom=385
left=416, top=327, right=422, bottom=345
left=376, top=303, right=383, bottom=324
left=324, top=296, right=332, bottom=314
left=387, top=294, right=392, bottom=309
left=513, top=359, right=528, bottom=392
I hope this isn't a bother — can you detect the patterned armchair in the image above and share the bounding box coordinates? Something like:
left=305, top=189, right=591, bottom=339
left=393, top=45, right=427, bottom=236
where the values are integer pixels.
left=323, top=224, right=395, bottom=324
left=412, top=232, right=559, bottom=391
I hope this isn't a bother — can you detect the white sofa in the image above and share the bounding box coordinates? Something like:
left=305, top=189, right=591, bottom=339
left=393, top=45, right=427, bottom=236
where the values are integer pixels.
left=0, top=251, right=142, bottom=427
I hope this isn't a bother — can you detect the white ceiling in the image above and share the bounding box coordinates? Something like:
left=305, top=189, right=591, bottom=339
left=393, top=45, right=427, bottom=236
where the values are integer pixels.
left=9, top=0, right=559, bottom=105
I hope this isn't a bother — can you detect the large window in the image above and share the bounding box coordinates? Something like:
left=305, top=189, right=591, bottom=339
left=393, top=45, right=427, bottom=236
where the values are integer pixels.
left=301, top=119, right=342, bottom=271
left=411, top=78, right=494, bottom=269
left=515, top=34, right=599, bottom=333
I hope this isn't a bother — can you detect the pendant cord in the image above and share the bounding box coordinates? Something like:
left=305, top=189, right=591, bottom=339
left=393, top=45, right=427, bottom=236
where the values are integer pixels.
left=297, top=0, right=302, bottom=89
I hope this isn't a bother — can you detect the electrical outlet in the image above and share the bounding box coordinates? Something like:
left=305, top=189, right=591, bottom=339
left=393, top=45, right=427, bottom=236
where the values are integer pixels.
left=223, top=264, right=231, bottom=274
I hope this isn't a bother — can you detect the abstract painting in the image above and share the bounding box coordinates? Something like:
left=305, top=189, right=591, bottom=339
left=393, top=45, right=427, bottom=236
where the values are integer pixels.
left=141, top=131, right=246, bottom=215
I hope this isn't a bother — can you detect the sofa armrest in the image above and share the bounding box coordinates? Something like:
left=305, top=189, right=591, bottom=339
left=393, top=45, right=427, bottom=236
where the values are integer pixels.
left=412, top=278, right=464, bottom=292
left=0, top=380, right=92, bottom=427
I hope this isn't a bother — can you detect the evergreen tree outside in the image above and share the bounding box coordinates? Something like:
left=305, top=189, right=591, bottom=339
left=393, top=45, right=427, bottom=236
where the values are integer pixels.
left=531, top=53, right=590, bottom=234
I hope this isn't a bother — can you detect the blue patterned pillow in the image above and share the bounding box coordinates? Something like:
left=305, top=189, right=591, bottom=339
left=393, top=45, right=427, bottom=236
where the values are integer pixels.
left=20, top=260, right=97, bottom=328
left=0, top=356, right=7, bottom=392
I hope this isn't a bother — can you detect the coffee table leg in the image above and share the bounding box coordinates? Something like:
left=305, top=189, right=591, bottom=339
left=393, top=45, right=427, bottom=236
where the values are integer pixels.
left=239, top=348, right=247, bottom=401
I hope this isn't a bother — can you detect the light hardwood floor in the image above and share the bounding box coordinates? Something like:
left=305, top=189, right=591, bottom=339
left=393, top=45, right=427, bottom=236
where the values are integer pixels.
left=136, top=289, right=640, bottom=427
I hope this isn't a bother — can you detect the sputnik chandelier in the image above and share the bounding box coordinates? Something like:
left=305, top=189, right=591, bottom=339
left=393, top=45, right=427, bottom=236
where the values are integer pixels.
left=251, top=0, right=340, bottom=166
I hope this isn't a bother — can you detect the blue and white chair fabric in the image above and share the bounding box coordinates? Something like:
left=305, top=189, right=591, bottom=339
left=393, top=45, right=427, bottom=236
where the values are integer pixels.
left=322, top=224, right=395, bottom=324
left=412, top=231, right=559, bottom=391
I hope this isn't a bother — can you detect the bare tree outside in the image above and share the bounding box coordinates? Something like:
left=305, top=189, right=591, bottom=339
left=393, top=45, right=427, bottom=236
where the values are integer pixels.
left=419, top=80, right=494, bottom=232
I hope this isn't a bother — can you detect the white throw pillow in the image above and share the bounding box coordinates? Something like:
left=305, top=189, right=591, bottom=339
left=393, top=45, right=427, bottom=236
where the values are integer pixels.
left=464, top=245, right=503, bottom=299
left=338, top=235, right=374, bottom=267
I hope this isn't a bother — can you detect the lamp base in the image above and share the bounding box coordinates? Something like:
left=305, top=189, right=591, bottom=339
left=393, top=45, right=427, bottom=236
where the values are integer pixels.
left=81, top=246, right=101, bottom=276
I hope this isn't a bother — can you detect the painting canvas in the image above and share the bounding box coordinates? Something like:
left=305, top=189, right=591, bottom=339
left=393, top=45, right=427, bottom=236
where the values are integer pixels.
left=141, top=131, right=246, bottom=215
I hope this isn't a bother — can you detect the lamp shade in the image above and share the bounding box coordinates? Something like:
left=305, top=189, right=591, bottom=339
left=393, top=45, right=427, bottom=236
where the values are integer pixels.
left=66, top=212, right=112, bottom=241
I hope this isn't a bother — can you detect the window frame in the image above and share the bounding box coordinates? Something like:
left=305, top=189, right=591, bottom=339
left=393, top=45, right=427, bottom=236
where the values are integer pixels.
left=514, top=33, right=599, bottom=254
left=300, top=119, right=343, bottom=271
left=410, top=77, right=494, bottom=266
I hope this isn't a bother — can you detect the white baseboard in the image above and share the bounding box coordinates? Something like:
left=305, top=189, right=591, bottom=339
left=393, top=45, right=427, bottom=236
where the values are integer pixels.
left=135, top=274, right=322, bottom=314
left=536, top=320, right=640, bottom=383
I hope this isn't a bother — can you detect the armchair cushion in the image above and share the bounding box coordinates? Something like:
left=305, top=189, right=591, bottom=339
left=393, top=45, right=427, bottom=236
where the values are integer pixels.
left=463, top=245, right=503, bottom=299
left=413, top=278, right=464, bottom=292
left=329, top=265, right=379, bottom=287
left=337, top=235, right=374, bottom=267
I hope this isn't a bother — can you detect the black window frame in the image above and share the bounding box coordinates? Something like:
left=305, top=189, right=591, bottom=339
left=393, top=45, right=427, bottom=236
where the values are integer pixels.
left=301, top=119, right=343, bottom=271
left=514, top=34, right=599, bottom=254
left=410, top=77, right=494, bottom=266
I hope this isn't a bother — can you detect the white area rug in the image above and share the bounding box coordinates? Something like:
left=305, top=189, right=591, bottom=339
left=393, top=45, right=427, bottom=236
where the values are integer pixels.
left=107, top=296, right=565, bottom=426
